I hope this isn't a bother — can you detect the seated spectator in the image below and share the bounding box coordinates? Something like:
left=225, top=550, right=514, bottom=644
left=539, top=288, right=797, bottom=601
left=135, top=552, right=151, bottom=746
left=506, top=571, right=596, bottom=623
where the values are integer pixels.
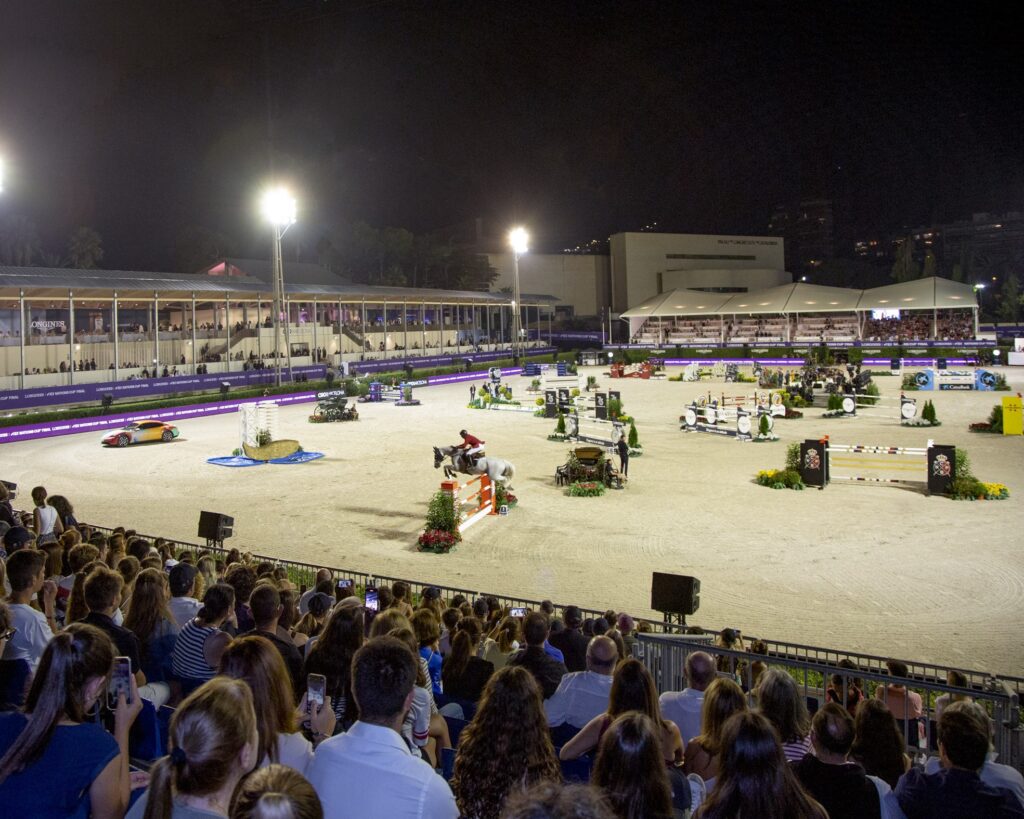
left=695, top=712, right=827, bottom=819
left=307, top=636, right=458, bottom=818
left=127, top=678, right=258, bottom=818
left=921, top=701, right=1024, bottom=810
left=748, top=639, right=769, bottom=689
left=293, top=592, right=333, bottom=643
left=500, top=781, right=616, bottom=819
left=220, top=635, right=335, bottom=776
left=756, top=668, right=812, bottom=762
left=508, top=612, right=568, bottom=699
left=876, top=659, right=924, bottom=729
left=896, top=700, right=1024, bottom=818
left=389, top=580, right=415, bottom=618
left=934, top=670, right=972, bottom=720
left=713, top=628, right=745, bottom=676
left=3, top=525, right=36, bottom=556
left=826, top=659, right=866, bottom=715
left=231, top=764, right=324, bottom=819
left=560, top=658, right=683, bottom=765
left=0, top=483, right=16, bottom=529
left=411, top=608, right=443, bottom=695
left=124, top=568, right=178, bottom=684
left=545, top=635, right=617, bottom=729
left=83, top=565, right=170, bottom=707
left=793, top=702, right=900, bottom=819
left=224, top=564, right=257, bottom=633
left=439, top=606, right=462, bottom=656
left=168, top=563, right=202, bottom=628
left=481, top=616, right=520, bottom=670
left=603, top=628, right=626, bottom=663
left=441, top=616, right=494, bottom=701
left=615, top=614, right=637, bottom=658
left=1, top=549, right=58, bottom=673
left=302, top=603, right=364, bottom=730
left=298, top=569, right=333, bottom=615
left=388, top=626, right=450, bottom=763
left=452, top=665, right=561, bottom=819
left=250, top=583, right=304, bottom=697
left=0, top=602, right=29, bottom=711
left=171, top=583, right=235, bottom=688
left=851, top=699, right=912, bottom=789
left=660, top=650, right=716, bottom=745
left=0, top=623, right=142, bottom=818
left=548, top=605, right=589, bottom=672
left=683, top=677, right=748, bottom=782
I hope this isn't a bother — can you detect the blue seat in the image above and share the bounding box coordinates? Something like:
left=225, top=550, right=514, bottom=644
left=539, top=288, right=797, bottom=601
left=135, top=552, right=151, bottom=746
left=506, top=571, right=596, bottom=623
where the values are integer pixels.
left=129, top=699, right=163, bottom=761
left=0, top=659, right=31, bottom=711
left=441, top=747, right=457, bottom=781
left=434, top=692, right=478, bottom=721
left=560, top=754, right=592, bottom=783
left=444, top=715, right=469, bottom=748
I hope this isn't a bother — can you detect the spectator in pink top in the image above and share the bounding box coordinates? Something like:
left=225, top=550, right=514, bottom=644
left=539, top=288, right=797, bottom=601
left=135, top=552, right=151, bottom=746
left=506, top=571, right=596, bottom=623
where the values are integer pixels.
left=876, top=659, right=923, bottom=720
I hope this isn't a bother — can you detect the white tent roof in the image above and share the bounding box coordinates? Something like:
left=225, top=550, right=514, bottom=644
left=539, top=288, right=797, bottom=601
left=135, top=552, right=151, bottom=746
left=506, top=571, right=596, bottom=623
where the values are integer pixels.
left=621, top=277, right=977, bottom=318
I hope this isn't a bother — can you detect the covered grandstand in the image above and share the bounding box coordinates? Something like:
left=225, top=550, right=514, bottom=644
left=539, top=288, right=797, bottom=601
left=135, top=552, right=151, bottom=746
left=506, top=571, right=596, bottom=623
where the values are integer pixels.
left=622, top=276, right=980, bottom=344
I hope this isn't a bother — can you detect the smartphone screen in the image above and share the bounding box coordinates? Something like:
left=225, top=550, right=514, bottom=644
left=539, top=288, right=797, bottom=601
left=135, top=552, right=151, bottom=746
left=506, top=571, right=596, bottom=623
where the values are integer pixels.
left=510, top=607, right=527, bottom=617
left=337, top=579, right=353, bottom=590
left=307, top=673, right=326, bottom=708
left=108, top=656, right=132, bottom=708
left=364, top=586, right=379, bottom=612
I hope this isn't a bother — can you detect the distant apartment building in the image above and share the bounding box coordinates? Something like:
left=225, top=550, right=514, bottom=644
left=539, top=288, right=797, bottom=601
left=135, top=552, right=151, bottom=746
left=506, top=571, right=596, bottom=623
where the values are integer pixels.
left=768, top=199, right=835, bottom=274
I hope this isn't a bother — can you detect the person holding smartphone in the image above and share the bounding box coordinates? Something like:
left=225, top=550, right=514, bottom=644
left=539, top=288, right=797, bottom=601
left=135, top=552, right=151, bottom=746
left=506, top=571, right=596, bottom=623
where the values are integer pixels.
left=0, top=623, right=143, bottom=818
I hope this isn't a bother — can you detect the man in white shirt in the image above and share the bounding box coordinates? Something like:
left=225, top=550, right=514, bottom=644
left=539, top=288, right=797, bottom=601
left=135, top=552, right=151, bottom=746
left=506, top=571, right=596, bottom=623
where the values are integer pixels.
left=167, top=563, right=201, bottom=627
left=659, top=650, right=716, bottom=743
left=308, top=636, right=458, bottom=819
left=545, top=635, right=617, bottom=729
left=1, top=549, right=57, bottom=673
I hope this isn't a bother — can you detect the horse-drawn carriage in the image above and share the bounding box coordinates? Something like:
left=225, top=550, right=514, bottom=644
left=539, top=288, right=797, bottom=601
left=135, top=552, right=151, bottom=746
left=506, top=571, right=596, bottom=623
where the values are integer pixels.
left=555, top=446, right=625, bottom=490
left=309, top=394, right=359, bottom=423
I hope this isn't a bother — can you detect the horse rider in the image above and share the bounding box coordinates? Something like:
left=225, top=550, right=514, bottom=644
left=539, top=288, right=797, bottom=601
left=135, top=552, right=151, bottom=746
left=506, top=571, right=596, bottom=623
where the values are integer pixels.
left=455, top=429, right=485, bottom=467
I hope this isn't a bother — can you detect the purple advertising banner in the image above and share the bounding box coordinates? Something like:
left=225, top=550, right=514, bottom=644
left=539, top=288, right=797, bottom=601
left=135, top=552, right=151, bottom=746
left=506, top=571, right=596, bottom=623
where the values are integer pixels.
left=0, top=392, right=318, bottom=445
left=348, top=347, right=555, bottom=376
left=659, top=358, right=806, bottom=366
left=0, top=366, right=326, bottom=412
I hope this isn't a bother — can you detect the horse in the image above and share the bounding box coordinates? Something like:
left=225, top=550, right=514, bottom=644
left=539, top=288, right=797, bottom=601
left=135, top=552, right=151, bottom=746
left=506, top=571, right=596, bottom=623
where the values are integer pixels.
left=432, top=445, right=516, bottom=489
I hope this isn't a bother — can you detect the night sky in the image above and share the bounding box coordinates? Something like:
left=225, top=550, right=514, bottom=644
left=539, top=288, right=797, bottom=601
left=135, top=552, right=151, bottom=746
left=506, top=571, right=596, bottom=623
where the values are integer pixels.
left=1, top=0, right=1021, bottom=269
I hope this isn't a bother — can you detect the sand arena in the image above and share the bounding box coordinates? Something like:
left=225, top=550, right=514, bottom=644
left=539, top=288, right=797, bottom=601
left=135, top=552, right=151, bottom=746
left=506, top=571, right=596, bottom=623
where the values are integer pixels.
left=5, top=366, right=1023, bottom=676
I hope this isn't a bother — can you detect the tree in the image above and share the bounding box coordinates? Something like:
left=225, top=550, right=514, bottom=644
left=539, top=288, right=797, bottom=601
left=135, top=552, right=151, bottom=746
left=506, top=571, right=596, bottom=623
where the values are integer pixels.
left=997, top=274, right=1021, bottom=324
left=922, top=248, right=937, bottom=278
left=890, top=236, right=920, bottom=283
left=0, top=214, right=42, bottom=266
left=67, top=226, right=104, bottom=269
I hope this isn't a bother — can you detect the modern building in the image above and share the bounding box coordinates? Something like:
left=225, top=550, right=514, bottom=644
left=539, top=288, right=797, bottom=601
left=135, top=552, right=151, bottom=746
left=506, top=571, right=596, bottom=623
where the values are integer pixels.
left=768, top=199, right=835, bottom=273
left=486, top=252, right=610, bottom=319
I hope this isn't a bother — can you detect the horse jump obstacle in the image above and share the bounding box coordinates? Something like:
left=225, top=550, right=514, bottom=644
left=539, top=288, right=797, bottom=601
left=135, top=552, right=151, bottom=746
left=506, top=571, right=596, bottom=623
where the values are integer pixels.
left=798, top=437, right=956, bottom=495
left=441, top=475, right=498, bottom=533
left=913, top=368, right=997, bottom=391
left=567, top=414, right=625, bottom=448
left=707, top=391, right=786, bottom=418
left=681, top=401, right=769, bottom=441
left=832, top=392, right=917, bottom=421
left=610, top=361, right=654, bottom=379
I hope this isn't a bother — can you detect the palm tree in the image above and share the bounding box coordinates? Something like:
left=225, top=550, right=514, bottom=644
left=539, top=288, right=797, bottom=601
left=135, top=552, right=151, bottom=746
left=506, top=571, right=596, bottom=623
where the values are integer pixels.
left=67, top=226, right=104, bottom=269
left=0, top=214, right=42, bottom=266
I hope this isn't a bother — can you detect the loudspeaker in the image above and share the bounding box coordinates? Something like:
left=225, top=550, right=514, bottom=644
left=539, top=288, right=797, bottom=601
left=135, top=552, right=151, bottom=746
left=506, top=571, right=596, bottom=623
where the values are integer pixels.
left=651, top=572, right=700, bottom=615
left=198, top=511, right=234, bottom=541
left=937, top=358, right=947, bottom=370
left=0, top=480, right=16, bottom=500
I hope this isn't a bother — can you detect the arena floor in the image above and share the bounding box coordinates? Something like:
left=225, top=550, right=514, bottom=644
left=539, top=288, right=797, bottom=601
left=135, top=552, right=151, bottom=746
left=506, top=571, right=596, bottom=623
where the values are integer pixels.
left=5, top=367, right=1023, bottom=676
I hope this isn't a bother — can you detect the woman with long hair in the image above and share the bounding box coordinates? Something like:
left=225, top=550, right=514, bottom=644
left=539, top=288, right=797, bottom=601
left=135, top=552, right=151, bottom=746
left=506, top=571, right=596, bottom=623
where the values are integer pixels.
left=560, top=658, right=684, bottom=765
left=130, top=678, right=258, bottom=819
left=849, top=699, right=911, bottom=789
left=220, top=636, right=334, bottom=775
left=441, top=617, right=494, bottom=702
left=754, top=668, right=812, bottom=762
left=31, top=485, right=64, bottom=544
left=302, top=603, right=364, bottom=730
left=66, top=561, right=100, bottom=625
left=452, top=666, right=562, bottom=819
left=125, top=568, right=179, bottom=684
left=47, top=494, right=79, bottom=531
left=171, top=583, right=235, bottom=690
left=825, top=658, right=865, bottom=715
left=231, top=764, right=323, bottom=819
left=694, top=712, right=826, bottom=819
left=389, top=580, right=414, bottom=618
left=481, top=616, right=520, bottom=669
left=592, top=713, right=674, bottom=819
left=0, top=624, right=142, bottom=818
left=683, top=677, right=749, bottom=781
left=411, top=608, right=443, bottom=694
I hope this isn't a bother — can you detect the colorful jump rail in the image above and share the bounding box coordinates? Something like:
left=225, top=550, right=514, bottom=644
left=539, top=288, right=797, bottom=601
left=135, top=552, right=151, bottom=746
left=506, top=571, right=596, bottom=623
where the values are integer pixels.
left=442, top=475, right=498, bottom=533
left=799, top=437, right=957, bottom=495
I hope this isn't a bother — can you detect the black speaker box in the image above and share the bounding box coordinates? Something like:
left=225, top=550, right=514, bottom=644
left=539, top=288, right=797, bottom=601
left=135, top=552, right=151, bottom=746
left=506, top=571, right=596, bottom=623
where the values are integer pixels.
left=651, top=572, right=700, bottom=615
left=198, top=510, right=234, bottom=541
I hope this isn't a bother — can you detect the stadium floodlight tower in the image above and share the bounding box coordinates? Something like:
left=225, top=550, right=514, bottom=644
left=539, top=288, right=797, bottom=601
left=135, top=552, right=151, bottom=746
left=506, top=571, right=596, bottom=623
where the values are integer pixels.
left=508, top=226, right=529, bottom=364
left=260, top=186, right=297, bottom=386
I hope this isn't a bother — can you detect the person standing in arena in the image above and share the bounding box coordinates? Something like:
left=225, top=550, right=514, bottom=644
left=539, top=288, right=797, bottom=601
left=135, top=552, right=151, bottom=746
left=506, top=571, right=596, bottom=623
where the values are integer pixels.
left=616, top=433, right=629, bottom=478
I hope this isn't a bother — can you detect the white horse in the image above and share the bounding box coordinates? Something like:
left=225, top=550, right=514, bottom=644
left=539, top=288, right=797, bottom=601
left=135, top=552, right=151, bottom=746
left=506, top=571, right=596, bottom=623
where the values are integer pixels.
left=433, top=445, right=516, bottom=488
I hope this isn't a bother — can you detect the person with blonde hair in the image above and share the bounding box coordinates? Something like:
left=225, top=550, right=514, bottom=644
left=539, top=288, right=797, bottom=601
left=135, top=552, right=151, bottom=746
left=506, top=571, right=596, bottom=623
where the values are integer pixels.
left=130, top=678, right=258, bottom=818
left=482, top=616, right=520, bottom=670
left=683, top=676, right=749, bottom=781
left=230, top=764, right=323, bottom=819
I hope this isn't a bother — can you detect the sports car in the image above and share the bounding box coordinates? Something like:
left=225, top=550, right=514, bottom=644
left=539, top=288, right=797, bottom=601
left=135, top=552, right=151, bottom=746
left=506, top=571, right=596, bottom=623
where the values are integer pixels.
left=101, top=420, right=180, bottom=447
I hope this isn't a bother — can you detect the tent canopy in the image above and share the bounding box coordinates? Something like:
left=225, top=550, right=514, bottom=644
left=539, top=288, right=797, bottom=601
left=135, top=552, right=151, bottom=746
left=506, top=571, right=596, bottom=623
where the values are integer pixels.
left=621, top=277, right=978, bottom=318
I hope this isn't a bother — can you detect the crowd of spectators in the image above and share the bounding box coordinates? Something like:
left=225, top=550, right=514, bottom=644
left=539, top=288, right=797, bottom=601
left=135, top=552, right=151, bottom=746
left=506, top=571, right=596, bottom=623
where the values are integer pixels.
left=0, top=487, right=1022, bottom=818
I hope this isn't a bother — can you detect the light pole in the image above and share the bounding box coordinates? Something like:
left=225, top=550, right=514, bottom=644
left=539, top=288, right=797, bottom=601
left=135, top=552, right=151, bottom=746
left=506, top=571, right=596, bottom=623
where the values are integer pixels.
left=509, top=227, right=529, bottom=363
left=974, top=283, right=986, bottom=335
left=260, top=186, right=297, bottom=386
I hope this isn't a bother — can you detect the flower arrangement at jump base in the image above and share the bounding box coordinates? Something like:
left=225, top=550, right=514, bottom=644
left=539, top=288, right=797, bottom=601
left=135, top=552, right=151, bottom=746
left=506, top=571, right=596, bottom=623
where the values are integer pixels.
left=753, top=443, right=805, bottom=490
left=494, top=481, right=518, bottom=510
left=566, top=480, right=606, bottom=497
left=417, top=490, right=462, bottom=553
left=903, top=400, right=940, bottom=427
left=548, top=410, right=570, bottom=442
left=627, top=420, right=643, bottom=456
left=949, top=449, right=1011, bottom=501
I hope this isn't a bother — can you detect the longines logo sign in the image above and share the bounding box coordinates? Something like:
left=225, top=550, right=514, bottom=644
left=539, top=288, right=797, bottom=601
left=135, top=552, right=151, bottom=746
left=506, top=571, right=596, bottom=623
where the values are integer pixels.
left=31, top=320, right=67, bottom=331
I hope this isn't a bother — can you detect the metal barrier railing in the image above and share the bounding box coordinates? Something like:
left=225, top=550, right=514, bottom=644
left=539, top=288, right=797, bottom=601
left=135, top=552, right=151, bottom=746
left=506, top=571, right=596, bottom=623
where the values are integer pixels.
left=636, top=633, right=1021, bottom=772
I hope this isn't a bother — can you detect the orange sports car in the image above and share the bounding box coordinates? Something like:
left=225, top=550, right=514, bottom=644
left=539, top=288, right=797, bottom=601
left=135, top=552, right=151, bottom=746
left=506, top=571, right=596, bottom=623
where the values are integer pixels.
left=101, top=419, right=180, bottom=447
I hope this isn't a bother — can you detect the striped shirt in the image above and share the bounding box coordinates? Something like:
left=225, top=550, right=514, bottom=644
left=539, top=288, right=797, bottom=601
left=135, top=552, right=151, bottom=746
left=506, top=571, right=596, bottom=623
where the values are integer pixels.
left=782, top=734, right=813, bottom=763
left=171, top=619, right=219, bottom=680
